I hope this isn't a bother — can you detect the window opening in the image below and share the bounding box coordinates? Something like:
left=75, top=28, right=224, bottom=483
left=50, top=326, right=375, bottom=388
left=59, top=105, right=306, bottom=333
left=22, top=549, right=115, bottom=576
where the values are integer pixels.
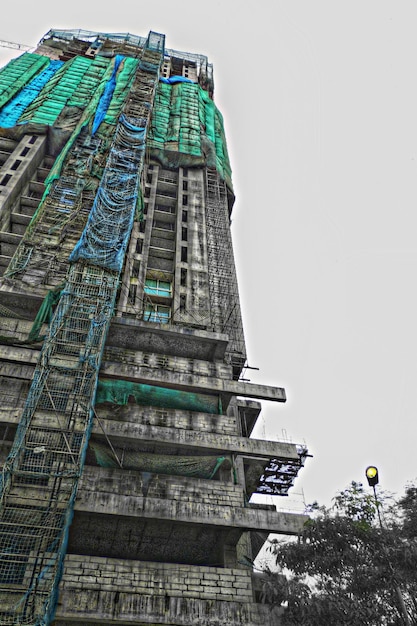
left=153, top=220, right=175, bottom=231
left=135, top=239, right=143, bottom=254
left=155, top=203, right=175, bottom=214
left=144, top=304, right=171, bottom=324
left=128, top=282, right=137, bottom=304
left=144, top=278, right=172, bottom=298
left=0, top=174, right=12, bottom=186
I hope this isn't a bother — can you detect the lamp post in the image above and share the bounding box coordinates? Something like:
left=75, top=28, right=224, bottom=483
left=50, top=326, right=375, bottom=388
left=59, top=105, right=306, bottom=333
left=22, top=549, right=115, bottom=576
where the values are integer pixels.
left=365, top=466, right=411, bottom=626
left=365, top=465, right=383, bottom=528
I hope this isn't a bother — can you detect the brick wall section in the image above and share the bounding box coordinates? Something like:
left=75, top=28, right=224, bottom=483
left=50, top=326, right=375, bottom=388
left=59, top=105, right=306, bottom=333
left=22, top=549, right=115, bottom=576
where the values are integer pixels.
left=56, top=556, right=283, bottom=625
left=96, top=402, right=238, bottom=436
left=102, top=344, right=232, bottom=380
left=79, top=466, right=244, bottom=509
left=62, top=555, right=253, bottom=602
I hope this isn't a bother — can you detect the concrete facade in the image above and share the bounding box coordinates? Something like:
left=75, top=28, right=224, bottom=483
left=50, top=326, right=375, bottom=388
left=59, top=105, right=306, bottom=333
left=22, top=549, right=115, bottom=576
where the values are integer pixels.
left=0, top=29, right=308, bottom=625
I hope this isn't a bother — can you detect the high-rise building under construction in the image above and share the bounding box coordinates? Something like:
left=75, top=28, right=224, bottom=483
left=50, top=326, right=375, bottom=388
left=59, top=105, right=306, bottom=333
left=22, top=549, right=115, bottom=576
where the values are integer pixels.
left=0, top=29, right=308, bottom=625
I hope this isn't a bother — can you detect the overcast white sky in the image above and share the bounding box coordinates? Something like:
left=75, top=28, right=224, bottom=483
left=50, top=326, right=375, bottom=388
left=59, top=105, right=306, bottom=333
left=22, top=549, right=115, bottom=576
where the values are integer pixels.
left=1, top=1, right=417, bottom=511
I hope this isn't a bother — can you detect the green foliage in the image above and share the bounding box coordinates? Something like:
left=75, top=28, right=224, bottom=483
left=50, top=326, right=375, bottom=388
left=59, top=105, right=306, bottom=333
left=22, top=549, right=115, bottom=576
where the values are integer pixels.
left=263, top=481, right=417, bottom=626
left=399, top=485, right=417, bottom=539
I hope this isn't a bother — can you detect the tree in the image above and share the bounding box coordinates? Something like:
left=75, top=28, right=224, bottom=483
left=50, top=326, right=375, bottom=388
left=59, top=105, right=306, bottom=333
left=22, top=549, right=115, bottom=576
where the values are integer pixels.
left=263, top=481, right=417, bottom=625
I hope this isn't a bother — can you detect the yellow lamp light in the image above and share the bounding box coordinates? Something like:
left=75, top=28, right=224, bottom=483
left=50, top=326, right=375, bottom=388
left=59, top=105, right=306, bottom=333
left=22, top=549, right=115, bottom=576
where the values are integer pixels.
left=365, top=465, right=379, bottom=487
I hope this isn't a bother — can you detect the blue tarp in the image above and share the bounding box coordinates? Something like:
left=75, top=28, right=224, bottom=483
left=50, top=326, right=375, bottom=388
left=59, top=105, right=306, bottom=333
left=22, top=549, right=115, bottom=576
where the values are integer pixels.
left=91, top=55, right=124, bottom=135
left=159, top=75, right=194, bottom=84
left=0, top=60, right=64, bottom=128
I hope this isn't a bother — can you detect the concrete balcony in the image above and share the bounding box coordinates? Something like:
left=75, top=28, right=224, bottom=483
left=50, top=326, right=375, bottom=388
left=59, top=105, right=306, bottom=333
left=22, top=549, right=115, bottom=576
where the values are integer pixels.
left=91, top=413, right=300, bottom=461
left=0, top=340, right=286, bottom=410
left=70, top=467, right=308, bottom=535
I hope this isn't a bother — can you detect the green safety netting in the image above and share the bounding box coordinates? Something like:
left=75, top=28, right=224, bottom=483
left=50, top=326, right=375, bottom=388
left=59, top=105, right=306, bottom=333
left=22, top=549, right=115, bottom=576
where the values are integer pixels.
left=0, top=53, right=49, bottom=111
left=89, top=440, right=230, bottom=479
left=18, top=56, right=95, bottom=126
left=0, top=52, right=231, bottom=186
left=148, top=81, right=232, bottom=189
left=28, top=284, right=63, bottom=342
left=96, top=378, right=221, bottom=414
left=103, top=57, right=138, bottom=125
left=67, top=56, right=109, bottom=110
left=40, top=55, right=135, bottom=200
left=0, top=60, right=64, bottom=127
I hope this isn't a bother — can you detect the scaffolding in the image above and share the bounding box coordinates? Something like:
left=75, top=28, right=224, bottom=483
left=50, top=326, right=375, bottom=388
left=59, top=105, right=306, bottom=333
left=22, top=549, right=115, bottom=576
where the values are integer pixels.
left=0, top=31, right=165, bottom=625
left=205, top=167, right=246, bottom=377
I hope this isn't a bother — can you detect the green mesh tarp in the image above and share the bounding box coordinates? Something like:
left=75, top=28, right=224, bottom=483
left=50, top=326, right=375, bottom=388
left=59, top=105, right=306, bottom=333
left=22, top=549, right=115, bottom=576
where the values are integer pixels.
left=103, top=57, right=138, bottom=125
left=66, top=56, right=110, bottom=110
left=28, top=284, right=63, bottom=341
left=89, top=440, right=230, bottom=479
left=148, top=81, right=232, bottom=189
left=38, top=58, right=120, bottom=204
left=96, top=378, right=220, bottom=414
left=18, top=56, right=94, bottom=126
left=0, top=53, right=49, bottom=111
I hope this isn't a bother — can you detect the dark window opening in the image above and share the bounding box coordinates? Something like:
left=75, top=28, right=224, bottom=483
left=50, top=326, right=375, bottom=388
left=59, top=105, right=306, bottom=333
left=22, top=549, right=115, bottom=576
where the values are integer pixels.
left=181, top=247, right=188, bottom=263
left=180, top=268, right=187, bottom=286
left=128, top=283, right=137, bottom=304
left=10, top=160, right=22, bottom=171
left=0, top=174, right=12, bottom=186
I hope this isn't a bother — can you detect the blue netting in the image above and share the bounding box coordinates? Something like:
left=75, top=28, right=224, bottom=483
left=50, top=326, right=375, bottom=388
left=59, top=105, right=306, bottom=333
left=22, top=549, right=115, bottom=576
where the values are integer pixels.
left=69, top=115, right=146, bottom=271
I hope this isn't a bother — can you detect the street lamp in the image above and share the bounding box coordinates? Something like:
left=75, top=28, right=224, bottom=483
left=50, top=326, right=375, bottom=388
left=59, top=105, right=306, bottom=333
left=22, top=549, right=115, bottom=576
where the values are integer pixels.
left=365, top=465, right=382, bottom=526
left=365, top=465, right=411, bottom=626
left=365, top=465, right=379, bottom=487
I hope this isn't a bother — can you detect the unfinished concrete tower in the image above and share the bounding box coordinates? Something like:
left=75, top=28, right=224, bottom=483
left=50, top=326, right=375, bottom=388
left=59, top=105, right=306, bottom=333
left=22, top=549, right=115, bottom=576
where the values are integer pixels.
left=0, top=30, right=308, bottom=625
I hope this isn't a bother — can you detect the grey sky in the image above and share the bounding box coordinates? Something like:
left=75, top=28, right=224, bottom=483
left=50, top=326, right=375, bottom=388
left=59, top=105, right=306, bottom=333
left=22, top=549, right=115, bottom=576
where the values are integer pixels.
left=1, top=0, right=417, bottom=510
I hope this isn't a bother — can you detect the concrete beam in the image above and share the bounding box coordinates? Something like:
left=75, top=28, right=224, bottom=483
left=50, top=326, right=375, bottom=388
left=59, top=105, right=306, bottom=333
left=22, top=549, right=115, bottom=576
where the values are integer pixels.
left=100, top=357, right=286, bottom=403
left=92, top=417, right=300, bottom=460
left=0, top=344, right=286, bottom=403
left=73, top=475, right=307, bottom=536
